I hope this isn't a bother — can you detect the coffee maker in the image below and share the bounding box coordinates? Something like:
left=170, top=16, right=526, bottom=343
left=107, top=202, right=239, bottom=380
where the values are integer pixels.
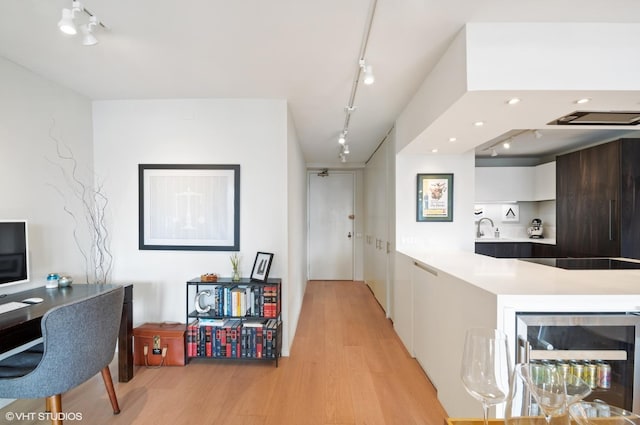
left=527, top=218, right=543, bottom=238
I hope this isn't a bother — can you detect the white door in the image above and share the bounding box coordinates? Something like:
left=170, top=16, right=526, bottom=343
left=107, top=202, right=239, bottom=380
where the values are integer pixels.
left=308, top=171, right=354, bottom=280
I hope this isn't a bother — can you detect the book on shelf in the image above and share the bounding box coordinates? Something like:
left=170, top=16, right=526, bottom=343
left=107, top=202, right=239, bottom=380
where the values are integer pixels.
left=187, top=319, right=199, bottom=357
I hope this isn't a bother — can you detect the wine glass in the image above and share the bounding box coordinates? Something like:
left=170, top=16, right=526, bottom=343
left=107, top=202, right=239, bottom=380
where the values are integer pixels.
left=517, top=363, right=591, bottom=425
left=518, top=363, right=566, bottom=424
left=460, top=328, right=513, bottom=425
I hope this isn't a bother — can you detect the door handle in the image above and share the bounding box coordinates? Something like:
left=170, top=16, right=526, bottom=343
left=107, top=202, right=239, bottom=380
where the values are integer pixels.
left=347, top=232, right=352, bottom=239
left=609, top=199, right=615, bottom=241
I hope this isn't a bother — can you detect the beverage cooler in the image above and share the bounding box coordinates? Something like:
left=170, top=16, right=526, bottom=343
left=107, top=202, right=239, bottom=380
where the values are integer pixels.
left=516, top=312, right=640, bottom=412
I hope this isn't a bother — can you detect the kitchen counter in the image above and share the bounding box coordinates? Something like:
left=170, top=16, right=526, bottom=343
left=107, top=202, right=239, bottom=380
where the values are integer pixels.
left=393, top=248, right=640, bottom=419
left=474, top=236, right=556, bottom=245
left=400, top=247, right=640, bottom=296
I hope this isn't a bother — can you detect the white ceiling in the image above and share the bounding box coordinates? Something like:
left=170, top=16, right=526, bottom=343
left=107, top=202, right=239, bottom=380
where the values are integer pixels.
left=1, top=0, right=640, bottom=166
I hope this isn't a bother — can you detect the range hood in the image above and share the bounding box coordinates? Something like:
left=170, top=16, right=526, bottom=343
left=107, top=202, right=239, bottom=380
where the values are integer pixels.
left=548, top=111, right=640, bottom=126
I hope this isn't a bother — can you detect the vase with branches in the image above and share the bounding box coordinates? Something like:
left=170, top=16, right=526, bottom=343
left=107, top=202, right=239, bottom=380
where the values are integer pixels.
left=48, top=127, right=113, bottom=284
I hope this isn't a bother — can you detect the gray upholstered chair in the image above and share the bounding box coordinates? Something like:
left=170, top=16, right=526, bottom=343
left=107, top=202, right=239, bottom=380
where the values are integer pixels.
left=0, top=286, right=124, bottom=424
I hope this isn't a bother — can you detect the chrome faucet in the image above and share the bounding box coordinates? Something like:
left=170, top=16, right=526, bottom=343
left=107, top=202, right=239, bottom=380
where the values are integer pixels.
left=476, top=217, right=494, bottom=238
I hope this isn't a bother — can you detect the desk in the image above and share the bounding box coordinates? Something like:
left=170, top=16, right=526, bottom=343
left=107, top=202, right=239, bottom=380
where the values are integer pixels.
left=0, top=284, right=133, bottom=382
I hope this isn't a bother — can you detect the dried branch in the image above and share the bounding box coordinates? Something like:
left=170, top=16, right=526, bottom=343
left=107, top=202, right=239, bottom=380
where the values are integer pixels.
left=47, top=123, right=113, bottom=284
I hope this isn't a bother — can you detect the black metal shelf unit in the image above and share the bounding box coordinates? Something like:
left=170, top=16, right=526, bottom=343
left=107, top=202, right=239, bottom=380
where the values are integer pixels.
left=185, top=277, right=282, bottom=367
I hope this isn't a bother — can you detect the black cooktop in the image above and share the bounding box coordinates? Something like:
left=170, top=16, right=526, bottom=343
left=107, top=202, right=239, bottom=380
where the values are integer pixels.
left=520, top=257, right=640, bottom=270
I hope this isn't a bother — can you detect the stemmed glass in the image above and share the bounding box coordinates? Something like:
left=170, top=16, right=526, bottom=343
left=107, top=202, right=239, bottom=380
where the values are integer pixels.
left=517, top=363, right=591, bottom=425
left=518, top=364, right=566, bottom=424
left=460, top=328, right=513, bottom=425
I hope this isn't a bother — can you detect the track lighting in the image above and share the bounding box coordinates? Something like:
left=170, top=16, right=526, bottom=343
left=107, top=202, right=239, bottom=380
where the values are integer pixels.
left=359, top=59, right=375, bottom=85
left=491, top=148, right=498, bottom=157
left=503, top=138, right=512, bottom=149
left=57, top=1, right=105, bottom=46
left=333, top=0, right=378, bottom=163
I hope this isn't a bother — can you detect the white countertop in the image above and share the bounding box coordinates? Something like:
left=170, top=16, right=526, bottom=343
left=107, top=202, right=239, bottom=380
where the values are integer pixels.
left=475, top=236, right=556, bottom=245
left=399, top=248, right=640, bottom=297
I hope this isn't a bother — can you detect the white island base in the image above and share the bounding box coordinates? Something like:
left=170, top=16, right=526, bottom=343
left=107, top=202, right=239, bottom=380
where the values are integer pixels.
left=393, top=250, right=640, bottom=418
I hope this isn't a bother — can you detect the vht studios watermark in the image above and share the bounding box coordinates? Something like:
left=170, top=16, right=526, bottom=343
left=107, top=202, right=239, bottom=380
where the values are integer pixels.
left=5, top=411, right=83, bottom=421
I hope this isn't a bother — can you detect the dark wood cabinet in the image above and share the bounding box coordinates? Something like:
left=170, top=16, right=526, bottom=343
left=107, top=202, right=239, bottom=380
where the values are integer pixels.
left=531, top=243, right=557, bottom=258
left=556, top=138, right=640, bottom=259
left=475, top=242, right=533, bottom=258
left=620, top=140, right=640, bottom=259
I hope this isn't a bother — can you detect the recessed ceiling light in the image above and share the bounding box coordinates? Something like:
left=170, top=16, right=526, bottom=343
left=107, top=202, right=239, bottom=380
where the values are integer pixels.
left=507, top=98, right=521, bottom=105
left=431, top=148, right=439, bottom=153
left=575, top=98, right=591, bottom=104
left=474, top=121, right=484, bottom=127
left=448, top=137, right=457, bottom=143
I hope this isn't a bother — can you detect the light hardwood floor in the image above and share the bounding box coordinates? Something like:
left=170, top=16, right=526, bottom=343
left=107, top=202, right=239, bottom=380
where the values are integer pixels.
left=1, top=281, right=447, bottom=425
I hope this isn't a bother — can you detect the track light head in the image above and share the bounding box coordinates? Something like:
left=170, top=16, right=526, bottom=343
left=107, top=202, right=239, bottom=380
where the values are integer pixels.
left=363, top=65, right=374, bottom=85
left=533, top=130, right=543, bottom=139
left=338, top=132, right=346, bottom=145
left=58, top=8, right=77, bottom=35
left=491, top=148, right=498, bottom=157
left=81, top=16, right=99, bottom=45
left=359, top=59, right=375, bottom=85
left=343, top=144, right=350, bottom=155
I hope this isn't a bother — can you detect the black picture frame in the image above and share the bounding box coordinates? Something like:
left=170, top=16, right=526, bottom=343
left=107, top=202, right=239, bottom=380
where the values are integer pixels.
left=138, top=164, right=240, bottom=251
left=250, top=252, right=274, bottom=282
left=416, top=173, right=453, bottom=222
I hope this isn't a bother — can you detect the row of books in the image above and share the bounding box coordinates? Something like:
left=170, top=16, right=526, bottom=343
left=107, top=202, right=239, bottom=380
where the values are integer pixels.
left=186, top=318, right=279, bottom=359
left=196, top=285, right=280, bottom=318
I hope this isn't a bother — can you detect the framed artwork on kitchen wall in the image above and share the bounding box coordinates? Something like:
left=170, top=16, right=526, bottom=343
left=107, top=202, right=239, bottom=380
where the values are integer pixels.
left=417, top=173, right=453, bottom=222
left=138, top=164, right=240, bottom=251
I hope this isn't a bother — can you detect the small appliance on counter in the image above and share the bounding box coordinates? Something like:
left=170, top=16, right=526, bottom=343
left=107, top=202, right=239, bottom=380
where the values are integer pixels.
left=527, top=218, right=543, bottom=238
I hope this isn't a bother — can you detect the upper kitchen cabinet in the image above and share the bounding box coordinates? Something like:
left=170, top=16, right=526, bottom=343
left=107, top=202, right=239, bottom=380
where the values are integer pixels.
left=475, top=162, right=556, bottom=202
left=533, top=162, right=556, bottom=201
left=556, top=139, right=640, bottom=259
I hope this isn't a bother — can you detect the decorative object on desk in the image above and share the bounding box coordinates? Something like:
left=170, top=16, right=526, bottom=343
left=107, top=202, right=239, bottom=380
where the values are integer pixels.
left=47, top=127, right=113, bottom=284
left=58, top=276, right=73, bottom=287
left=230, top=253, right=240, bottom=282
left=138, top=164, right=240, bottom=251
left=194, top=290, right=212, bottom=314
left=250, top=252, right=273, bottom=282
left=417, top=173, right=453, bottom=222
left=460, top=328, right=512, bottom=425
left=46, top=273, right=60, bottom=289
left=200, top=273, right=218, bottom=282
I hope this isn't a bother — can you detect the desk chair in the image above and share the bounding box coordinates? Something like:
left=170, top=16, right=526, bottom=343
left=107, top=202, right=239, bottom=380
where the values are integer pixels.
left=0, top=286, right=124, bottom=424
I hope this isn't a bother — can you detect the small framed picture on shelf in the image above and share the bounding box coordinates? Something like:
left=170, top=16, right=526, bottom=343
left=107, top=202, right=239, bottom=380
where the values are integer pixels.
left=250, top=252, right=274, bottom=282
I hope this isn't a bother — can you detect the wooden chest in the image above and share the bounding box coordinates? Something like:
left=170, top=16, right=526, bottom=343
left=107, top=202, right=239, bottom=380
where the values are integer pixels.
left=133, top=322, right=186, bottom=366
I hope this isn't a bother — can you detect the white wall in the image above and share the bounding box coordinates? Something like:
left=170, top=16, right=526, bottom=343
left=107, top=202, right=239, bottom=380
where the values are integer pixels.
left=395, top=151, right=475, bottom=253
left=0, top=57, right=94, bottom=293
left=285, top=105, right=307, bottom=353
left=92, top=98, right=300, bottom=355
